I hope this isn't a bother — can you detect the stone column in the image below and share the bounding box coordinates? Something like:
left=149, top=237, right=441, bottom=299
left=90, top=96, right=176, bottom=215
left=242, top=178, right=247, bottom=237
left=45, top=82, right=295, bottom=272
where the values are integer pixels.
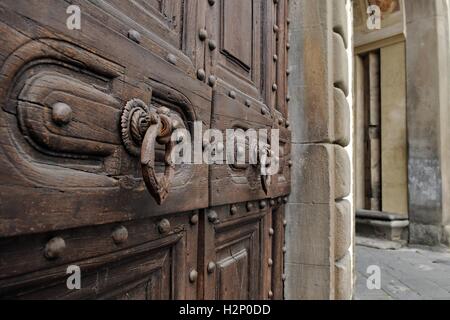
left=405, top=0, right=450, bottom=246
left=285, top=0, right=353, bottom=299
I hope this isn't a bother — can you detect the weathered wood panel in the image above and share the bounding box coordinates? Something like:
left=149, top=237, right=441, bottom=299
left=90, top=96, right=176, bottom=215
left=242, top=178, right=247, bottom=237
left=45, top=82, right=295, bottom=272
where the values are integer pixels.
left=0, top=0, right=291, bottom=300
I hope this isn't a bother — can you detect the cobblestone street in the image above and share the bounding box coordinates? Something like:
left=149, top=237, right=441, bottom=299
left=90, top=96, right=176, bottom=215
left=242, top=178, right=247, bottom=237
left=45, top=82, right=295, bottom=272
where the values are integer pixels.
left=355, top=238, right=450, bottom=300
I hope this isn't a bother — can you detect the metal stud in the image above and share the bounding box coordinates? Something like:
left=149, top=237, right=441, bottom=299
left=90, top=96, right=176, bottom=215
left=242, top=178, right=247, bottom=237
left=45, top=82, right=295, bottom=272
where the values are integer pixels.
left=190, top=214, right=199, bottom=225
left=286, top=43, right=291, bottom=50
left=189, top=269, right=198, bottom=283
left=270, top=199, right=276, bottom=206
left=286, top=95, right=291, bottom=102
left=52, top=102, right=72, bottom=126
left=246, top=202, right=254, bottom=211
left=268, top=291, right=274, bottom=299
left=283, top=219, right=287, bottom=227
left=282, top=274, right=287, bottom=281
left=288, top=160, right=293, bottom=168
left=286, top=68, right=291, bottom=76
left=273, top=24, right=279, bottom=33
left=199, top=28, right=208, bottom=41
left=268, top=258, right=273, bottom=267
left=112, top=226, right=128, bottom=245
left=158, top=219, right=171, bottom=235
left=44, top=237, right=66, bottom=260
left=285, top=120, right=290, bottom=128
left=282, top=246, right=287, bottom=253
left=208, top=40, right=217, bottom=51
left=287, top=18, right=291, bottom=25
left=229, top=90, right=236, bottom=99
left=272, top=83, right=278, bottom=91
left=278, top=118, right=283, bottom=126
left=167, top=53, right=177, bottom=65
left=197, top=69, right=206, bottom=81
left=208, top=210, right=219, bottom=224
left=245, top=99, right=251, bottom=107
left=230, top=204, right=238, bottom=215
left=208, top=75, right=217, bottom=87
left=273, top=54, right=278, bottom=62
left=283, top=197, right=288, bottom=204
left=207, top=262, right=216, bottom=274
left=127, top=29, right=141, bottom=43
left=269, top=228, right=274, bottom=236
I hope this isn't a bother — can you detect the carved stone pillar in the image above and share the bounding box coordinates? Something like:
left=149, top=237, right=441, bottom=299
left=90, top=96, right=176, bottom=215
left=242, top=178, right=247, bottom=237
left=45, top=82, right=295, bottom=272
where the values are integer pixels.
left=285, top=0, right=353, bottom=300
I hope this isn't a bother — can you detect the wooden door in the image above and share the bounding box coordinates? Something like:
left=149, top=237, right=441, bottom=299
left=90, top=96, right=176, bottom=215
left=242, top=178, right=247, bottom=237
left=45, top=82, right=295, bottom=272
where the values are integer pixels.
left=0, top=0, right=291, bottom=300
left=201, top=0, right=290, bottom=300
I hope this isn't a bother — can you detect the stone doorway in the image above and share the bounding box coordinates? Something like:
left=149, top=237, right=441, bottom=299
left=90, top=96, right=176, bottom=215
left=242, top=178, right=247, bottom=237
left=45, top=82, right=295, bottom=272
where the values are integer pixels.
left=353, top=0, right=409, bottom=243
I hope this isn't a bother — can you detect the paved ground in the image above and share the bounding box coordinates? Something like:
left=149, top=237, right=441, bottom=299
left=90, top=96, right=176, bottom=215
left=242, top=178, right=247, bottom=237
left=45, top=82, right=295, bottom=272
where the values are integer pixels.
left=355, top=238, right=450, bottom=300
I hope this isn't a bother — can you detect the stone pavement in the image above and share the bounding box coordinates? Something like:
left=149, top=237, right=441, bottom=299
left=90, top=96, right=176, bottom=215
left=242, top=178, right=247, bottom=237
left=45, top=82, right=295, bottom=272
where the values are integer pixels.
left=355, top=237, right=450, bottom=300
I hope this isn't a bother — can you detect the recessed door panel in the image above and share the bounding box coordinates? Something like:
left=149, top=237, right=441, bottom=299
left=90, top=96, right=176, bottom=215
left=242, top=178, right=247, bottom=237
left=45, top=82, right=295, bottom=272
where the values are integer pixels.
left=206, top=0, right=274, bottom=101
left=201, top=204, right=274, bottom=300
left=222, top=0, right=253, bottom=69
left=85, top=0, right=205, bottom=76
left=0, top=214, right=198, bottom=300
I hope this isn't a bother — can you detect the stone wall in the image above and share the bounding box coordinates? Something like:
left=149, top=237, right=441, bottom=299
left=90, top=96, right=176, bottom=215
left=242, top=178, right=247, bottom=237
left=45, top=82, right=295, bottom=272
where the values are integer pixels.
left=285, top=0, right=353, bottom=300
left=405, top=0, right=450, bottom=246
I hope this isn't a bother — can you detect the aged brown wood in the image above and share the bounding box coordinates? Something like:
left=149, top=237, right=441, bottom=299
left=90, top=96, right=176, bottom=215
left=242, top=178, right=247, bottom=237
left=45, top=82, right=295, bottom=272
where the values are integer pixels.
left=0, top=0, right=291, bottom=300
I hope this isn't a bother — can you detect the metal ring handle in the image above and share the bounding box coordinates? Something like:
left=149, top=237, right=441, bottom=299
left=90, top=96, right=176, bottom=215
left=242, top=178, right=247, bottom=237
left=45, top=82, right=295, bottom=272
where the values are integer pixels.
left=140, top=116, right=175, bottom=205
left=121, top=99, right=181, bottom=205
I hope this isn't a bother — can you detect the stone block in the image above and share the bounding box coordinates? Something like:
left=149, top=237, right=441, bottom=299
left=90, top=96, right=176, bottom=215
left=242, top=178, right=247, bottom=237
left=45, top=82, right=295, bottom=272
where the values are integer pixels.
left=335, top=145, right=351, bottom=200
left=293, top=0, right=329, bottom=29
left=409, top=223, right=442, bottom=246
left=288, top=86, right=331, bottom=144
left=405, top=0, right=447, bottom=235
left=335, top=200, right=352, bottom=261
left=288, top=17, right=332, bottom=144
left=335, top=253, right=352, bottom=300
left=333, top=32, right=349, bottom=96
left=285, top=263, right=332, bottom=300
left=356, top=218, right=409, bottom=242
left=334, top=87, right=350, bottom=147
left=290, top=143, right=333, bottom=204
left=444, top=225, right=450, bottom=245
left=405, top=0, right=445, bottom=23
left=286, top=203, right=333, bottom=266
left=332, top=0, right=348, bottom=48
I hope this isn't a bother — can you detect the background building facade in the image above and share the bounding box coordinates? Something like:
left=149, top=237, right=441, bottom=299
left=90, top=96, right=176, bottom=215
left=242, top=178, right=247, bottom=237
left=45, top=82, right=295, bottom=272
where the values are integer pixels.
left=354, top=0, right=450, bottom=248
